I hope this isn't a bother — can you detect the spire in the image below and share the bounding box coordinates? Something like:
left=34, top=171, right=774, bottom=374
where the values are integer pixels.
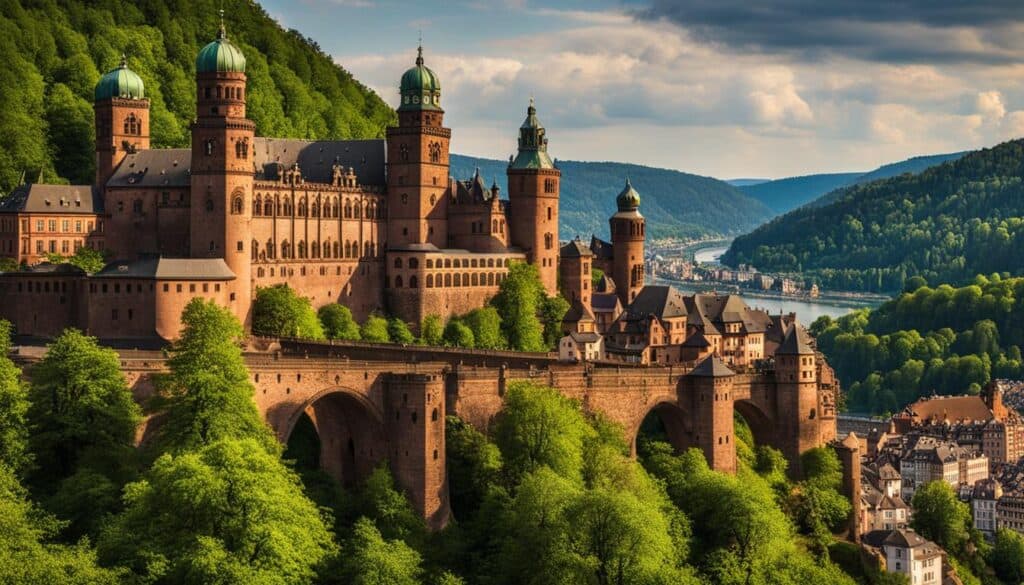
left=217, top=8, right=227, bottom=39
left=528, top=95, right=535, bottom=115
left=416, top=44, right=424, bottom=66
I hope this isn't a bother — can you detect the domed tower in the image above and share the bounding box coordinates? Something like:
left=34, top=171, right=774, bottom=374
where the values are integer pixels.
left=189, top=14, right=255, bottom=326
left=386, top=45, right=449, bottom=249
left=610, top=178, right=644, bottom=306
left=94, top=55, right=149, bottom=187
left=508, top=99, right=560, bottom=295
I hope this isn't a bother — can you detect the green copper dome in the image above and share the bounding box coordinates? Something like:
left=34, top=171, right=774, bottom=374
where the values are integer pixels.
left=509, top=98, right=555, bottom=170
left=616, top=178, right=641, bottom=211
left=94, top=56, right=145, bottom=101
left=399, top=46, right=441, bottom=112
left=196, top=23, right=246, bottom=74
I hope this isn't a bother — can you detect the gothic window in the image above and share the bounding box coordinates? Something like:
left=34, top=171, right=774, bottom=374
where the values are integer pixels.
left=426, top=275, right=433, bottom=288
left=471, top=273, right=479, bottom=286
left=235, top=138, right=248, bottom=159
left=544, top=178, right=556, bottom=194
left=333, top=242, right=340, bottom=257
left=492, top=219, right=498, bottom=232
left=282, top=240, right=291, bottom=259
left=283, top=198, right=292, bottom=215
left=409, top=275, right=418, bottom=288
left=429, top=142, right=441, bottom=164
left=355, top=202, right=362, bottom=218
left=344, top=200, right=352, bottom=218
left=298, top=198, right=307, bottom=217
left=253, top=195, right=261, bottom=216
left=312, top=200, right=320, bottom=218
left=298, top=241, right=307, bottom=258
left=332, top=197, right=340, bottom=217
left=231, top=194, right=243, bottom=215
left=400, top=143, right=409, bottom=162
left=364, top=241, right=371, bottom=256
left=266, top=239, right=274, bottom=259
left=312, top=241, right=320, bottom=258
left=394, top=257, right=403, bottom=269
left=444, top=273, right=452, bottom=287
left=251, top=240, right=259, bottom=261
left=395, top=275, right=403, bottom=288
left=265, top=198, right=274, bottom=216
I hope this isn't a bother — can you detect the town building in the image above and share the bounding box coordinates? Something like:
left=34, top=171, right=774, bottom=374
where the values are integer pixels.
left=881, top=529, right=945, bottom=585
left=895, top=435, right=988, bottom=500
left=860, top=461, right=910, bottom=533
left=972, top=478, right=1001, bottom=535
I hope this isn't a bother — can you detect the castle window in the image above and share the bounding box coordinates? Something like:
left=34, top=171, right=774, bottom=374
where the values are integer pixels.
left=426, top=275, right=433, bottom=288
left=453, top=274, right=461, bottom=287
left=265, top=198, right=273, bottom=216
left=204, top=86, right=211, bottom=99
left=394, top=275, right=403, bottom=288
left=298, top=241, right=306, bottom=259
left=400, top=143, right=409, bottom=162
left=488, top=273, right=495, bottom=286
left=471, top=273, right=479, bottom=286
left=205, top=139, right=215, bottom=156
left=429, top=142, right=441, bottom=164
left=344, top=200, right=352, bottom=218
left=332, top=198, right=340, bottom=217
left=547, top=206, right=552, bottom=220
left=409, top=258, right=419, bottom=269
left=444, top=274, right=451, bottom=287
left=253, top=195, right=261, bottom=216
left=409, top=276, right=418, bottom=288
left=544, top=233, right=553, bottom=250
left=394, top=257, right=402, bottom=269
left=364, top=241, right=371, bottom=256
left=426, top=259, right=433, bottom=269
left=231, top=195, right=243, bottom=215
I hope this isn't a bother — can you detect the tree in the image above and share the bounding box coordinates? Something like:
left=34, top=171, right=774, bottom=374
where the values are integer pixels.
left=0, top=320, right=31, bottom=475
left=991, top=528, right=1024, bottom=584
left=336, top=517, right=422, bottom=585
left=462, top=307, right=506, bottom=350
left=491, top=262, right=546, bottom=352
left=319, top=304, right=361, bottom=340
left=0, top=466, right=124, bottom=585
left=360, top=315, right=391, bottom=343
left=446, top=416, right=502, bottom=519
left=443, top=320, right=475, bottom=349
left=27, top=329, right=140, bottom=487
left=97, top=437, right=335, bottom=585
left=44, top=247, right=106, bottom=274
left=388, top=318, right=415, bottom=345
left=539, top=295, right=570, bottom=350
left=494, top=382, right=594, bottom=484
left=420, top=314, right=444, bottom=346
left=156, top=299, right=276, bottom=454
left=252, top=284, right=325, bottom=339
left=911, top=481, right=972, bottom=553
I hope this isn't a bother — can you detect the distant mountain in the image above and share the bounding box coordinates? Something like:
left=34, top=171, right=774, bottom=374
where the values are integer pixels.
left=739, top=173, right=863, bottom=214
left=450, top=154, right=774, bottom=241
left=738, top=151, right=969, bottom=214
left=721, top=139, right=1024, bottom=293
left=726, top=178, right=770, bottom=187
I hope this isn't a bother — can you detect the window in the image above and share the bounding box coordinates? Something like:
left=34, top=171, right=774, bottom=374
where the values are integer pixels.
left=36, top=220, right=43, bottom=232
left=75, top=220, right=82, bottom=233
left=231, top=195, right=243, bottom=214
left=62, top=220, right=70, bottom=232
left=544, top=178, right=556, bottom=193
left=49, top=220, right=57, bottom=232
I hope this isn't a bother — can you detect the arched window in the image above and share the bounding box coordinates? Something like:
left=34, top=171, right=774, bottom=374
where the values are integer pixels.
left=251, top=240, right=259, bottom=261
left=453, top=274, right=461, bottom=287
left=298, top=198, right=307, bottom=217
left=332, top=197, right=340, bottom=218
left=231, top=195, right=243, bottom=215
left=298, top=241, right=307, bottom=258
left=471, top=273, right=479, bottom=286
left=409, top=258, right=419, bottom=269
left=355, top=202, right=362, bottom=219
left=281, top=239, right=291, bottom=259
left=312, top=241, right=320, bottom=258
left=266, top=239, right=274, bottom=259
left=265, top=198, right=274, bottom=216
left=253, top=195, right=261, bottom=216
left=283, top=198, right=292, bottom=215
left=363, top=241, right=371, bottom=256
left=395, top=275, right=403, bottom=288
left=492, top=219, right=498, bottom=232
left=488, top=273, right=495, bottom=286
left=333, top=242, right=340, bottom=257
left=444, top=273, right=452, bottom=287
left=544, top=233, right=553, bottom=249
left=344, top=200, right=352, bottom=218
left=426, top=274, right=433, bottom=288
left=394, top=257, right=403, bottom=269
left=409, top=275, right=418, bottom=288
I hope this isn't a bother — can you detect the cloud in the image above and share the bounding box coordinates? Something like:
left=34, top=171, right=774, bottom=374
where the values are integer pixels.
left=977, top=90, right=1007, bottom=120
left=640, top=0, right=1024, bottom=64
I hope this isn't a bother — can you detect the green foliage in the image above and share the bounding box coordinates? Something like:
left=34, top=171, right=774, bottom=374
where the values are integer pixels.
left=252, top=284, right=325, bottom=339
left=0, top=465, right=124, bottom=584
left=43, top=247, right=106, bottom=274
left=813, top=276, right=1024, bottom=414
left=990, top=528, right=1024, bottom=584
left=911, top=480, right=972, bottom=554
left=723, top=139, right=1024, bottom=292
left=97, top=437, right=335, bottom=584
left=336, top=517, right=422, bottom=585
left=443, top=320, right=475, bottom=349
left=0, top=320, right=31, bottom=475
left=591, top=267, right=605, bottom=289
left=318, top=304, right=361, bottom=341
left=446, top=416, right=502, bottom=519
left=348, top=465, right=425, bottom=545
left=0, top=0, right=395, bottom=194
left=156, top=299, right=276, bottom=454
left=539, top=294, right=570, bottom=349
left=360, top=314, right=391, bottom=343
left=387, top=318, right=415, bottom=345
left=462, top=307, right=506, bottom=350
left=420, top=314, right=444, bottom=346
left=491, top=262, right=546, bottom=352
left=27, top=329, right=140, bottom=488
left=450, top=155, right=773, bottom=240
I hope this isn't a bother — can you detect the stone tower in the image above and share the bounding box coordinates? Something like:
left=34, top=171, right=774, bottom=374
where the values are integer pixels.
left=610, top=178, right=645, bottom=306
left=688, top=355, right=737, bottom=474
left=386, top=46, right=449, bottom=249
left=94, top=56, right=150, bottom=187
left=775, top=322, right=819, bottom=477
left=559, top=238, right=593, bottom=310
left=508, top=99, right=560, bottom=295
left=189, top=16, right=255, bottom=326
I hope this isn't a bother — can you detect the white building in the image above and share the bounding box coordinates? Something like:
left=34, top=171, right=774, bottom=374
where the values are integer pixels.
left=882, top=529, right=944, bottom=585
left=558, top=331, right=603, bottom=362
left=972, top=478, right=1002, bottom=535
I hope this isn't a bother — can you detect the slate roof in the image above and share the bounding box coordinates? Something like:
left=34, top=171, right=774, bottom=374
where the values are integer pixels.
left=94, top=257, right=236, bottom=280
left=589, top=236, right=613, bottom=260
left=777, top=322, right=814, bottom=355
left=560, top=238, right=593, bottom=258
left=625, top=285, right=687, bottom=319
left=568, top=331, right=602, bottom=343
left=681, top=331, right=711, bottom=348
left=453, top=168, right=499, bottom=203
left=0, top=184, right=102, bottom=214
left=562, top=299, right=596, bottom=323
left=689, top=355, right=734, bottom=378
left=253, top=138, right=386, bottom=186
left=106, top=148, right=191, bottom=188
left=591, top=292, right=621, bottom=314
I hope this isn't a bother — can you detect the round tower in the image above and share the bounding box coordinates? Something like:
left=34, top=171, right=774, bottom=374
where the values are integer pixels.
left=774, top=322, right=820, bottom=477
left=189, top=13, right=255, bottom=327
left=610, top=178, right=644, bottom=306
left=386, top=45, right=449, bottom=249
left=508, top=99, right=560, bottom=295
left=94, top=55, right=149, bottom=187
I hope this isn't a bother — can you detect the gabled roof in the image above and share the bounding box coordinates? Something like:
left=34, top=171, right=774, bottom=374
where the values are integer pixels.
left=560, top=238, right=593, bottom=258
left=777, top=322, right=814, bottom=355
left=94, top=257, right=236, bottom=280
left=681, top=331, right=711, bottom=348
left=253, top=138, right=386, bottom=186
left=0, top=184, right=101, bottom=214
left=625, top=285, right=687, bottom=319
left=107, top=149, right=191, bottom=189
left=595, top=274, right=616, bottom=294
left=591, top=292, right=621, bottom=313
left=562, top=299, right=596, bottom=323
left=901, top=395, right=993, bottom=424
left=454, top=168, right=498, bottom=204
left=589, top=236, right=613, bottom=260
left=689, top=355, right=734, bottom=378
left=568, top=331, right=602, bottom=343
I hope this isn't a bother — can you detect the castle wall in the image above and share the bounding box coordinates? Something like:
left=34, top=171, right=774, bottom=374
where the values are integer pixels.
left=253, top=258, right=385, bottom=322
left=104, top=187, right=190, bottom=258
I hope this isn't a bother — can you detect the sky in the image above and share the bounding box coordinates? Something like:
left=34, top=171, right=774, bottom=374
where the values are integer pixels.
left=259, top=0, right=1024, bottom=180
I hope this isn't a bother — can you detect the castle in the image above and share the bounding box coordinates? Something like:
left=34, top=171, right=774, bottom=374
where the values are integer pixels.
left=0, top=20, right=643, bottom=342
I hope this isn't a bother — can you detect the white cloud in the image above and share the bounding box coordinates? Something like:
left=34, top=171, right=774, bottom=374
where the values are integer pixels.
left=977, top=90, right=1007, bottom=121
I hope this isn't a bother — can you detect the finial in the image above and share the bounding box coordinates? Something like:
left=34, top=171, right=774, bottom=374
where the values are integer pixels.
left=528, top=95, right=535, bottom=113
left=217, top=8, right=227, bottom=39
left=120, top=53, right=128, bottom=68
left=416, top=43, right=424, bottom=66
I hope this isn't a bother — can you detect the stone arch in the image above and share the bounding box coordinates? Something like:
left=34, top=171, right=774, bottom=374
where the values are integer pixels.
left=283, top=388, right=386, bottom=487
left=633, top=399, right=695, bottom=456
left=734, top=399, right=774, bottom=451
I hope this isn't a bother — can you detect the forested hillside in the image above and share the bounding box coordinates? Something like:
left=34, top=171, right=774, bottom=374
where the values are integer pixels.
left=0, top=0, right=395, bottom=193
left=812, top=275, right=1024, bottom=415
left=451, top=154, right=774, bottom=241
left=723, top=139, right=1024, bottom=292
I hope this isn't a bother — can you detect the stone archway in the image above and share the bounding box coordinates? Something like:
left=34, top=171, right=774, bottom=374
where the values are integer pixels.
left=734, top=399, right=775, bottom=450
left=633, top=399, right=695, bottom=456
left=284, top=388, right=386, bottom=487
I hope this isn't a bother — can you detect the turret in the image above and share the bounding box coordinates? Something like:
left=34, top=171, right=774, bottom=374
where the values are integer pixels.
left=610, top=178, right=644, bottom=306
left=508, top=99, right=560, bottom=295
left=775, top=322, right=819, bottom=476
left=560, top=237, right=593, bottom=310
left=386, top=45, right=449, bottom=249
left=189, top=12, right=255, bottom=327
left=94, top=55, right=149, bottom=187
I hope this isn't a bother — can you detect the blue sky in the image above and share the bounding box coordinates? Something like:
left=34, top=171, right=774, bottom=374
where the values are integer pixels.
left=261, top=0, right=1024, bottom=179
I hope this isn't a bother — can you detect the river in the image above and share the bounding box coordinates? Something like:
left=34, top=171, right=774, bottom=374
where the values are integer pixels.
left=659, top=244, right=884, bottom=322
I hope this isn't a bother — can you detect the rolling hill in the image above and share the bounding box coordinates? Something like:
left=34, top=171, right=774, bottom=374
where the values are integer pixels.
left=450, top=154, right=774, bottom=242
left=738, top=151, right=968, bottom=214
left=721, top=139, right=1024, bottom=292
